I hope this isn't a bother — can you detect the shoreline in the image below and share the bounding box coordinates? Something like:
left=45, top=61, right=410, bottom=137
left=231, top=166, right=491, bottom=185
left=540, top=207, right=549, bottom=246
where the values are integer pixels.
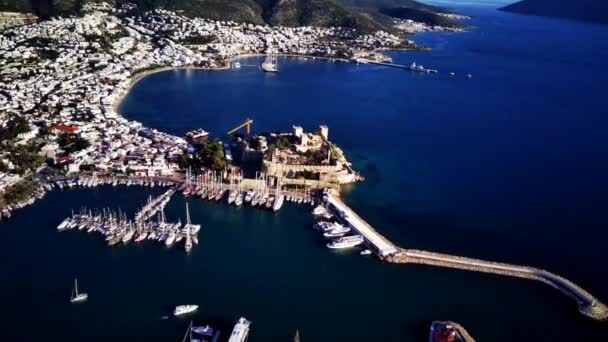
left=112, top=53, right=352, bottom=114
left=111, top=49, right=418, bottom=115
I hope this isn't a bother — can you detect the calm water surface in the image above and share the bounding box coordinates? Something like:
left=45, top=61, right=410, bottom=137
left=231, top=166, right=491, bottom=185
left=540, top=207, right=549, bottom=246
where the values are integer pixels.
left=3, top=5, right=608, bottom=342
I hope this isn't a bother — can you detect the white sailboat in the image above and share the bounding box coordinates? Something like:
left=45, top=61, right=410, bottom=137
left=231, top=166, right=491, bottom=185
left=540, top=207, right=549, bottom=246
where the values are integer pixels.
left=70, top=278, right=88, bottom=303
left=260, top=54, right=278, bottom=73
left=184, top=203, right=193, bottom=253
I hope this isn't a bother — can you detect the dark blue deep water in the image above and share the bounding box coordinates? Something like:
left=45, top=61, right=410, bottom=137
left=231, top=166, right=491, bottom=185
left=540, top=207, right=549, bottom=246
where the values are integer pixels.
left=2, top=5, right=608, bottom=342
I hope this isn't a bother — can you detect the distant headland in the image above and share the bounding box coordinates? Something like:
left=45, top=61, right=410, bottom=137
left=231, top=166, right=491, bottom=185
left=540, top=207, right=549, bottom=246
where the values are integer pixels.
left=500, top=0, right=608, bottom=25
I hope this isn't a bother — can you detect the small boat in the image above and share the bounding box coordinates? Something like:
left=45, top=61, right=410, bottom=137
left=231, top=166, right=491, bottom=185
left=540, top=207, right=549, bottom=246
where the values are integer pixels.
left=467, top=74, right=472, bottom=78
left=260, top=54, right=278, bottom=73
left=57, top=218, right=71, bottom=231
left=360, top=249, right=372, bottom=256
left=70, top=278, right=88, bottom=303
left=233, top=61, right=241, bottom=69
left=122, top=229, right=135, bottom=243
left=228, top=191, right=237, bottom=205
left=272, top=195, right=284, bottom=212
left=244, top=191, right=254, bottom=203
left=192, top=325, right=214, bottom=337
left=135, top=232, right=148, bottom=242
left=235, top=193, right=244, bottom=206
left=312, top=205, right=328, bottom=216
left=174, top=305, right=198, bottom=316
left=185, top=236, right=193, bottom=253
left=228, top=317, right=251, bottom=342
left=165, top=232, right=177, bottom=247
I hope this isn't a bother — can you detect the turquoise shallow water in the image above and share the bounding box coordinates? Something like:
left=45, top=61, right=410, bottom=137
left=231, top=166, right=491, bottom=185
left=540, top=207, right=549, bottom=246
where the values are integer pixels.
left=2, top=5, right=608, bottom=342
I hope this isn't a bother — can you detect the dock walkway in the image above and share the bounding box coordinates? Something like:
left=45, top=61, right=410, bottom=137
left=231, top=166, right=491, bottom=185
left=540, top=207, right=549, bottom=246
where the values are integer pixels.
left=324, top=193, right=397, bottom=257
left=392, top=249, right=608, bottom=321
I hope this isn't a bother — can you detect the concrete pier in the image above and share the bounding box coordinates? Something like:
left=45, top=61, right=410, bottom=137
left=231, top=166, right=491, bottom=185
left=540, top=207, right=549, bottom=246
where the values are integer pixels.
left=322, top=193, right=608, bottom=321
left=324, top=193, right=397, bottom=257
left=392, top=249, right=608, bottom=321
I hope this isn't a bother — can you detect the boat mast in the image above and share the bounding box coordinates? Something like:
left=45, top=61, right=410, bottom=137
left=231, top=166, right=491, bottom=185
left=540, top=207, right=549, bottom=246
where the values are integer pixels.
left=181, top=321, right=193, bottom=342
left=72, top=278, right=78, bottom=299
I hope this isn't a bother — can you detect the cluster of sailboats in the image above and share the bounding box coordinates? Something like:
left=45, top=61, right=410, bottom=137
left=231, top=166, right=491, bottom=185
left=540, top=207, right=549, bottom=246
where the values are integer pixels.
left=181, top=171, right=315, bottom=212
left=312, top=205, right=368, bottom=251
left=56, top=174, right=176, bottom=190
left=57, top=202, right=201, bottom=253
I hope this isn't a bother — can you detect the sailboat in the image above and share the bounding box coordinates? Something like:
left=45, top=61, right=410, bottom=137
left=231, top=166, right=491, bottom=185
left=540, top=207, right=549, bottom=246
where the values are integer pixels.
left=260, top=54, right=278, bottom=73
left=184, top=203, right=193, bottom=253
left=70, top=278, right=88, bottom=303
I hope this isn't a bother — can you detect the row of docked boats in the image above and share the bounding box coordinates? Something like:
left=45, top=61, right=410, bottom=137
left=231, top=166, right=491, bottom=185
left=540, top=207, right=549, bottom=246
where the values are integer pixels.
left=54, top=175, right=176, bottom=191
left=312, top=205, right=368, bottom=251
left=57, top=203, right=200, bottom=253
left=181, top=172, right=316, bottom=212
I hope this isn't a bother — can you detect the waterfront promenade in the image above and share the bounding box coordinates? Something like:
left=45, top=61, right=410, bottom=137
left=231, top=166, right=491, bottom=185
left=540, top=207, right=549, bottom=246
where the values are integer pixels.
left=323, top=193, right=608, bottom=321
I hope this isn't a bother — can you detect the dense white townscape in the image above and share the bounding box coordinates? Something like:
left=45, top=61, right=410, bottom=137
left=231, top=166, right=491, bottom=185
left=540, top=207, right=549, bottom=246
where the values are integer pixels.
left=0, top=2, right=414, bottom=213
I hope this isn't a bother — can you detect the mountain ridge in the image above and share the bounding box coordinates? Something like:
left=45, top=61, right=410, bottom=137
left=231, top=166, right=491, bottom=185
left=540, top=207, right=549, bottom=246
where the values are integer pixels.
left=0, top=0, right=460, bottom=32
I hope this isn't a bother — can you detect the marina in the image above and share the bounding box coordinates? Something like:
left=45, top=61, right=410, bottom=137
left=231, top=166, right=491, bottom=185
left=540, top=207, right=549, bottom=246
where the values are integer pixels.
left=57, top=191, right=201, bottom=253
left=1, top=4, right=607, bottom=341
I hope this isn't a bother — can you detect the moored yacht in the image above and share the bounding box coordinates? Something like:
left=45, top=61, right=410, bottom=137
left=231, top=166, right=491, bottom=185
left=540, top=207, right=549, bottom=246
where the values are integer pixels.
left=260, top=54, right=278, bottom=73
left=323, top=224, right=351, bottom=238
left=228, top=191, right=237, bottom=205
left=244, top=190, right=254, bottom=203
left=173, top=305, right=198, bottom=316
left=228, top=317, right=251, bottom=342
left=326, top=235, right=364, bottom=249
left=273, top=194, right=284, bottom=212
left=235, top=193, right=244, bottom=206
left=57, top=218, right=71, bottom=231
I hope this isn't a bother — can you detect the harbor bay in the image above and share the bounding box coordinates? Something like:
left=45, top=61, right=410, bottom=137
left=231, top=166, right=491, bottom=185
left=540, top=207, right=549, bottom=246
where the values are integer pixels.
left=2, top=4, right=608, bottom=342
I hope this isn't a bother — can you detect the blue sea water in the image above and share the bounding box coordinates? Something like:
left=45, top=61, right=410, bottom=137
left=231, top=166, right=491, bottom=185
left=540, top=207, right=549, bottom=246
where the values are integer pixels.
left=2, top=5, right=608, bottom=342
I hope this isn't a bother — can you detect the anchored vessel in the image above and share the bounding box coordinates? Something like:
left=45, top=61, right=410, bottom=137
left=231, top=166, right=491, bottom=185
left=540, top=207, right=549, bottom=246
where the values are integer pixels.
left=174, top=305, right=199, bottom=316
left=70, top=278, right=88, bottom=303
left=228, top=317, right=251, bottom=342
left=260, top=55, right=278, bottom=73
left=327, top=235, right=364, bottom=249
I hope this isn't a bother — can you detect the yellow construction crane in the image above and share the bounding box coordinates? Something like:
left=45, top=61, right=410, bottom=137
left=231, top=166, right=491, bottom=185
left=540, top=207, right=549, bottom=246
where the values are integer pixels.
left=227, top=118, right=253, bottom=136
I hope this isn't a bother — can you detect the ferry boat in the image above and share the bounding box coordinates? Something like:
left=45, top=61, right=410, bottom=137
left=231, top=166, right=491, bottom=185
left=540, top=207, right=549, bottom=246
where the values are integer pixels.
left=228, top=317, right=251, bottom=342
left=70, top=278, right=88, bottom=303
left=326, top=235, right=364, bottom=249
left=173, top=305, right=198, bottom=316
left=260, top=55, right=278, bottom=73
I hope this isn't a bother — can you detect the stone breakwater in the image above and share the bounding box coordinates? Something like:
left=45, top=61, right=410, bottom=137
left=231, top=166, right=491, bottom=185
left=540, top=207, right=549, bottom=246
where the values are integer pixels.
left=390, top=249, right=608, bottom=321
